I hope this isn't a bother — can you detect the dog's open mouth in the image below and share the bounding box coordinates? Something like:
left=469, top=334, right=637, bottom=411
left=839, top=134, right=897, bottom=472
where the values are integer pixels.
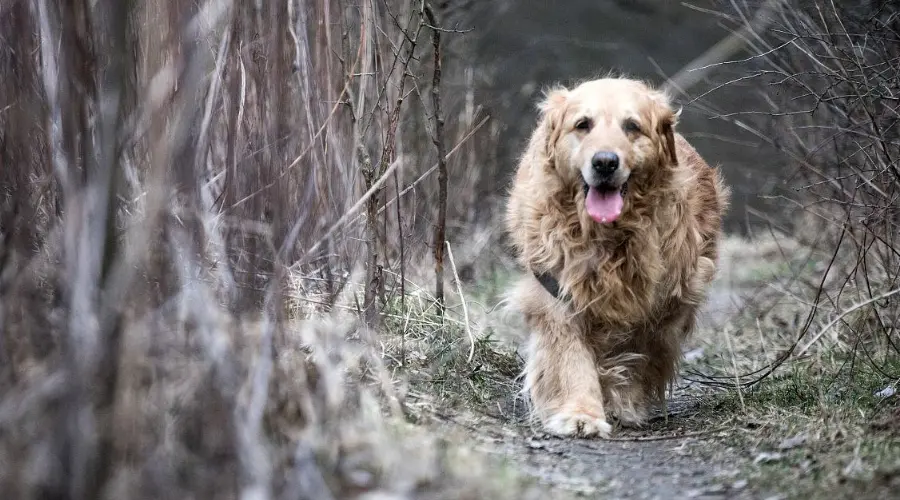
left=582, top=181, right=628, bottom=224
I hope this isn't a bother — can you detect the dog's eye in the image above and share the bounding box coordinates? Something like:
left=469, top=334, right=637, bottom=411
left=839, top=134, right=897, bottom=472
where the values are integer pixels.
left=574, top=117, right=592, bottom=132
left=622, top=118, right=642, bottom=134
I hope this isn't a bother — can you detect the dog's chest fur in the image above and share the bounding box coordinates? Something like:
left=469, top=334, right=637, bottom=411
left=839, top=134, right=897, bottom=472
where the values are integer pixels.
left=561, top=228, right=668, bottom=325
left=542, top=191, right=700, bottom=329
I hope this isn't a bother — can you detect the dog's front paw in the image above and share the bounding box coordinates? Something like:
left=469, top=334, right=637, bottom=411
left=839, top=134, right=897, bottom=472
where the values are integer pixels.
left=544, top=406, right=612, bottom=438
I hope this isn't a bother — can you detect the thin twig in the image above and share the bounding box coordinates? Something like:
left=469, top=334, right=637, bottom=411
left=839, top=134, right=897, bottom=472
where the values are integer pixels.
left=445, top=240, right=474, bottom=363
left=603, top=426, right=729, bottom=442
left=394, top=167, right=406, bottom=363
left=424, top=3, right=448, bottom=312
left=796, top=286, right=900, bottom=357
left=292, top=113, right=490, bottom=270
left=660, top=0, right=785, bottom=95
left=289, top=158, right=401, bottom=271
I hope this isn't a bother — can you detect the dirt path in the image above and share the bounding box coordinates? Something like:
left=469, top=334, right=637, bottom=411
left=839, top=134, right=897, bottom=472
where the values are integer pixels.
left=436, top=245, right=775, bottom=499
left=478, top=429, right=746, bottom=498
left=435, top=382, right=758, bottom=500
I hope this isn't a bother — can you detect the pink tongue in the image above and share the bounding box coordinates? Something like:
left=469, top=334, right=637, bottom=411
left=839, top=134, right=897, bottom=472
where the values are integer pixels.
left=585, top=187, right=623, bottom=224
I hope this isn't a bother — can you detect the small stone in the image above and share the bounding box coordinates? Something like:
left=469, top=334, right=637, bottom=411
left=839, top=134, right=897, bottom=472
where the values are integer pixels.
left=875, top=386, right=896, bottom=398
left=705, top=484, right=726, bottom=493
left=721, top=469, right=741, bottom=478
left=346, top=469, right=375, bottom=488
left=754, top=452, right=784, bottom=464
left=732, top=479, right=748, bottom=490
left=527, top=439, right=546, bottom=450
left=777, top=433, right=807, bottom=450
left=356, top=494, right=406, bottom=500
left=684, top=347, right=705, bottom=362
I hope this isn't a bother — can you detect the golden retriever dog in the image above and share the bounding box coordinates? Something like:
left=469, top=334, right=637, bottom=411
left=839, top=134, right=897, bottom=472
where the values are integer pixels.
left=504, top=76, right=729, bottom=437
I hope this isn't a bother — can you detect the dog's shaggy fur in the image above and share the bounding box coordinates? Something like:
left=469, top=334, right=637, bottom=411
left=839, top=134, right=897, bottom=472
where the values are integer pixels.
left=504, top=76, right=730, bottom=437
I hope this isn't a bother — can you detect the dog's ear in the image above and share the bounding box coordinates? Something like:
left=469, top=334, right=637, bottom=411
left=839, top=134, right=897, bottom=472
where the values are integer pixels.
left=651, top=93, right=679, bottom=166
left=661, top=109, right=679, bottom=166
left=537, top=86, right=570, bottom=157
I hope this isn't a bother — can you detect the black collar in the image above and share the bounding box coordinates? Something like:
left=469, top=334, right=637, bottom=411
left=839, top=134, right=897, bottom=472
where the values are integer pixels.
left=533, top=270, right=568, bottom=301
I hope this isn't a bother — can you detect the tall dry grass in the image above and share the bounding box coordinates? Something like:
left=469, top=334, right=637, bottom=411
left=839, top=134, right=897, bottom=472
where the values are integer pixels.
left=0, top=1, right=530, bottom=498
left=686, top=0, right=900, bottom=386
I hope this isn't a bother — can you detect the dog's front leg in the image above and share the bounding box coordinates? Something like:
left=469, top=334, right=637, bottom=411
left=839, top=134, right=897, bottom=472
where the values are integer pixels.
left=523, top=315, right=612, bottom=438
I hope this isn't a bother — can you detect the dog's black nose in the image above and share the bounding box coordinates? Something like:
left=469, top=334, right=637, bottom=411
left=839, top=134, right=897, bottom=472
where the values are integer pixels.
left=591, top=151, right=619, bottom=176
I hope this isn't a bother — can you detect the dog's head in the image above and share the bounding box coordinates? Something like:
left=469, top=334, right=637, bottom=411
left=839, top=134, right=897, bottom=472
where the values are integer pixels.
left=538, top=77, right=679, bottom=225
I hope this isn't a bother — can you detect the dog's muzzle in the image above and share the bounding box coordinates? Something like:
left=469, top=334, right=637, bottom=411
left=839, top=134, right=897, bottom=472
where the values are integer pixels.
left=581, top=151, right=629, bottom=225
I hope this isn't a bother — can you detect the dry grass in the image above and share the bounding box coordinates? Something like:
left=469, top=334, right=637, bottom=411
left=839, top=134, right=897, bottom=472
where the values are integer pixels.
left=678, top=0, right=900, bottom=451
left=0, top=0, right=541, bottom=498
left=677, top=226, right=900, bottom=497
left=670, top=0, right=899, bottom=428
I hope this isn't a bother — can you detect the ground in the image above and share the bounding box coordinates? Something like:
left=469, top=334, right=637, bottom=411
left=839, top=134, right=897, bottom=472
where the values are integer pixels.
left=376, top=233, right=900, bottom=500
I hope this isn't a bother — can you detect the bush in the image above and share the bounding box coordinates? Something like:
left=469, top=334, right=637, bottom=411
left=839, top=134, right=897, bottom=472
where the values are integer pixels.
left=708, top=0, right=900, bottom=384
left=0, top=1, right=529, bottom=498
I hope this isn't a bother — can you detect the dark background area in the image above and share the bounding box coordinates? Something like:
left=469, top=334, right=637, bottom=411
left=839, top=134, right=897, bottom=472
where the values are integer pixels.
left=439, top=0, right=788, bottom=234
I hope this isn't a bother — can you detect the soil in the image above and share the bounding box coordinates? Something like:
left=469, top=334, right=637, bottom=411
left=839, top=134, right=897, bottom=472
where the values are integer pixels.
left=432, top=380, right=763, bottom=499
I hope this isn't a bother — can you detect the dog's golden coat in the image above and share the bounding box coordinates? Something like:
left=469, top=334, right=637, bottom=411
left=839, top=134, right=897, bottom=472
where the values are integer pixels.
left=504, top=77, right=729, bottom=437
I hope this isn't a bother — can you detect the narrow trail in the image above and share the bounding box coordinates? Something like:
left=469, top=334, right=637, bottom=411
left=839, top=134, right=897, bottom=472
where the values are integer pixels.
left=442, top=247, right=769, bottom=499
left=440, top=381, right=756, bottom=499
left=465, top=409, right=752, bottom=499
